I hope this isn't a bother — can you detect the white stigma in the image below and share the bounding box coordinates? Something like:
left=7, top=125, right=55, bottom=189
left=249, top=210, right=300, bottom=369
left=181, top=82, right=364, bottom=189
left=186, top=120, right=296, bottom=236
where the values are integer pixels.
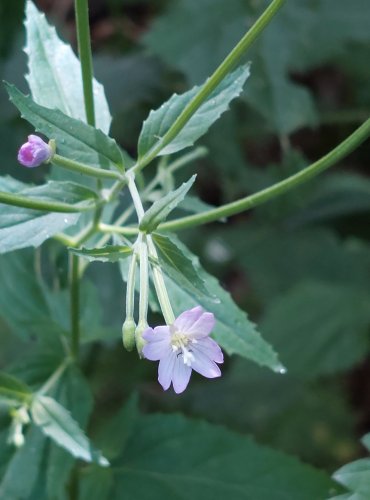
left=170, top=330, right=195, bottom=366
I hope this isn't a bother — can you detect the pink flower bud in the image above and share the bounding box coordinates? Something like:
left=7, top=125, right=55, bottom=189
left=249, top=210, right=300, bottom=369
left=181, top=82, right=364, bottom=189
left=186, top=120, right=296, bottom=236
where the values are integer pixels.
left=17, top=135, right=52, bottom=168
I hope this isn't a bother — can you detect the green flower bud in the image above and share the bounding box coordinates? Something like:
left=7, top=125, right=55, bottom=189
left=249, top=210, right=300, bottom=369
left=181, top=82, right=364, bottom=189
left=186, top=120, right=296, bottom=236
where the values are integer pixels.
left=122, top=318, right=136, bottom=352
left=135, top=320, right=148, bottom=357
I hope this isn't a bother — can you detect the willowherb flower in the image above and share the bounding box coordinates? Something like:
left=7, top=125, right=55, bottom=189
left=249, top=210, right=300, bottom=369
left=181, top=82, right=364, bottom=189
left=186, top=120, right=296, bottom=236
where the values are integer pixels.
left=17, top=135, right=53, bottom=168
left=142, top=306, right=223, bottom=394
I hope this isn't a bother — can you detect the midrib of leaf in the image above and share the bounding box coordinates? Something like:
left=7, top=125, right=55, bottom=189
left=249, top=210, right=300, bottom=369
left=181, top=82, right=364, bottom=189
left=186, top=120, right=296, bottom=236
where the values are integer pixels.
left=36, top=399, right=87, bottom=449
left=112, top=466, right=294, bottom=497
left=31, top=19, right=74, bottom=117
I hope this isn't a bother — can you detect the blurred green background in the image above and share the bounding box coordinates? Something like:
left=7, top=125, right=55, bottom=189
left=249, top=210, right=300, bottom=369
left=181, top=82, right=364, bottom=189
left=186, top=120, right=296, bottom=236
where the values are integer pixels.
left=1, top=0, right=370, bottom=475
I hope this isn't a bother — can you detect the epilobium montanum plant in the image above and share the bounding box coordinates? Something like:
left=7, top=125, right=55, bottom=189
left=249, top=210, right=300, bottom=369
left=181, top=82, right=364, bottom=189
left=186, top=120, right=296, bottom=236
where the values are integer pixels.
left=0, top=0, right=369, bottom=497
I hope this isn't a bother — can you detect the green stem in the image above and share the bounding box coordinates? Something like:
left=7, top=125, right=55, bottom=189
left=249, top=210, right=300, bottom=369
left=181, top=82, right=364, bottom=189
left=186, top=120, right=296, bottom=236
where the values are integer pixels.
left=159, top=117, right=370, bottom=232
left=0, top=190, right=93, bottom=213
left=99, top=223, right=138, bottom=236
left=131, top=0, right=285, bottom=173
left=147, top=235, right=175, bottom=324
left=125, top=251, right=138, bottom=320
left=166, top=146, right=208, bottom=175
left=52, top=154, right=122, bottom=181
left=74, top=0, right=95, bottom=126
left=127, top=172, right=145, bottom=221
left=138, top=234, right=149, bottom=324
left=37, top=360, right=70, bottom=396
left=70, top=254, right=80, bottom=359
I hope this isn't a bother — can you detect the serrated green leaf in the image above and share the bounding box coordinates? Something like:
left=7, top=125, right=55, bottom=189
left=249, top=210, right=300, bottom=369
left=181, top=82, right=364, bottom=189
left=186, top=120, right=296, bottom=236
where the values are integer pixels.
left=0, top=249, right=66, bottom=344
left=152, top=233, right=211, bottom=298
left=289, top=173, right=370, bottom=226
left=0, top=426, right=46, bottom=500
left=362, top=434, right=370, bottom=453
left=227, top=225, right=370, bottom=303
left=0, top=179, right=96, bottom=254
left=79, top=467, right=113, bottom=500
left=5, top=84, right=123, bottom=169
left=70, top=245, right=133, bottom=263
left=0, top=372, right=32, bottom=405
left=25, top=0, right=111, bottom=134
left=140, top=176, right=195, bottom=233
left=164, top=237, right=282, bottom=371
left=333, top=458, right=370, bottom=498
left=95, top=394, right=139, bottom=460
left=31, top=395, right=108, bottom=467
left=138, top=64, right=250, bottom=158
left=260, top=282, right=370, bottom=380
left=111, top=413, right=338, bottom=500
left=46, top=366, right=93, bottom=500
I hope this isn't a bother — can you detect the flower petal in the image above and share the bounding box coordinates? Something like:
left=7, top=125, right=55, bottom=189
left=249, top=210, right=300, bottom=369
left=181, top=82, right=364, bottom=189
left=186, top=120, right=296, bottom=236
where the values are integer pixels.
left=191, top=347, right=222, bottom=378
left=193, top=337, right=224, bottom=363
left=142, top=340, right=169, bottom=361
left=142, top=326, right=171, bottom=361
left=186, top=312, right=215, bottom=339
left=173, top=306, right=203, bottom=332
left=142, top=325, right=170, bottom=342
left=158, top=349, right=177, bottom=390
left=172, top=356, right=192, bottom=394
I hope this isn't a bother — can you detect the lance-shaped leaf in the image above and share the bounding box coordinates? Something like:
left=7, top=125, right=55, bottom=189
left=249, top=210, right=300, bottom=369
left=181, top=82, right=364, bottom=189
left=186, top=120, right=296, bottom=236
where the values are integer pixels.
left=70, top=245, right=133, bottom=263
left=110, top=413, right=338, bottom=500
left=0, top=426, right=46, bottom=499
left=30, top=395, right=109, bottom=467
left=152, top=233, right=211, bottom=298
left=25, top=0, right=111, bottom=134
left=138, top=64, right=250, bottom=158
left=5, top=84, right=123, bottom=169
left=0, top=179, right=97, bottom=253
left=0, top=372, right=32, bottom=405
left=139, top=175, right=195, bottom=233
left=164, top=237, right=283, bottom=372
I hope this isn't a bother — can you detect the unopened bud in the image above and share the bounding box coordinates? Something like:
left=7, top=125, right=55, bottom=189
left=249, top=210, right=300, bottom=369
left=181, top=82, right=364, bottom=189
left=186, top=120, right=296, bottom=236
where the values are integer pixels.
left=18, top=135, right=53, bottom=168
left=135, top=320, right=149, bottom=357
left=13, top=428, right=25, bottom=448
left=122, top=318, right=136, bottom=352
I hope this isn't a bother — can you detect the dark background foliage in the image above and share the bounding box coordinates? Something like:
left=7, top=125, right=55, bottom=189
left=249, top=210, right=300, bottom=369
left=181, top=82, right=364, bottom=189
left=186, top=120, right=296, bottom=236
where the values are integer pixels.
left=0, top=0, right=370, bottom=486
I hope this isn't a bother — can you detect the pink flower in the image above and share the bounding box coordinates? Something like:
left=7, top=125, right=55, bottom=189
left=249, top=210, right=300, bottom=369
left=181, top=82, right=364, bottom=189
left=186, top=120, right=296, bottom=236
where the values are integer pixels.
left=18, top=135, right=52, bottom=168
left=142, top=306, right=223, bottom=394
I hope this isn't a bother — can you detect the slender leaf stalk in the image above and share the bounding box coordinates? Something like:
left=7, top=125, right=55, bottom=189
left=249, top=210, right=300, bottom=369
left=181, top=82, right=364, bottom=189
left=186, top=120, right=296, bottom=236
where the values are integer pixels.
left=53, top=154, right=123, bottom=181
left=159, top=118, right=370, bottom=231
left=0, top=190, right=93, bottom=213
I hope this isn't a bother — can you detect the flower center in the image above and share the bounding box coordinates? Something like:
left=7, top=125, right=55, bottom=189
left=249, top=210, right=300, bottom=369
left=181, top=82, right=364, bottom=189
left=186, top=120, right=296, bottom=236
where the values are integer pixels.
left=170, top=331, right=195, bottom=367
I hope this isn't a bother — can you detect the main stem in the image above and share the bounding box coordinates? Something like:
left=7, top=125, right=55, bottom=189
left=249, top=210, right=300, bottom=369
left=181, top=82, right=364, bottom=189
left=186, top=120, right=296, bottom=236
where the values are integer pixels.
left=70, top=0, right=96, bottom=363
left=70, top=254, right=80, bottom=358
left=74, top=0, right=95, bottom=127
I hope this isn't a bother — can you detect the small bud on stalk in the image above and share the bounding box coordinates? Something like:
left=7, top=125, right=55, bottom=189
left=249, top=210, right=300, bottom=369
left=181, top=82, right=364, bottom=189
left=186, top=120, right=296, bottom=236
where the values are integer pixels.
left=122, top=318, right=136, bottom=351
left=18, top=135, right=53, bottom=168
